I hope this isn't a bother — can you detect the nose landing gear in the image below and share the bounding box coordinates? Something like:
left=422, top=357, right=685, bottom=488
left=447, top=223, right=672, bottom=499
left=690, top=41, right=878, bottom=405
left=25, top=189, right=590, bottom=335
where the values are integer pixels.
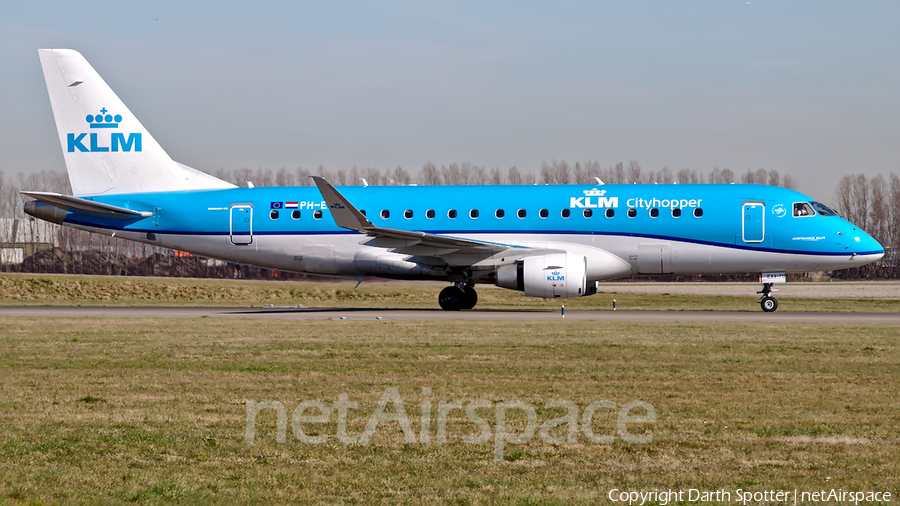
left=757, top=283, right=778, bottom=312
left=438, top=283, right=478, bottom=311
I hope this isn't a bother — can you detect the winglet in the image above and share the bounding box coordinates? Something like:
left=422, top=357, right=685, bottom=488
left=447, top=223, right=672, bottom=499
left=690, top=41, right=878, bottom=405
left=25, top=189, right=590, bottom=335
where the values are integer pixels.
left=310, top=176, right=373, bottom=231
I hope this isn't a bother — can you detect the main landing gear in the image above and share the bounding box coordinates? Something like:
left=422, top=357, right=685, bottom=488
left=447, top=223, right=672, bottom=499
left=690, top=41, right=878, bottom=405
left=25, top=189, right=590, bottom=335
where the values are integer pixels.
left=438, top=284, right=478, bottom=311
left=757, top=283, right=778, bottom=312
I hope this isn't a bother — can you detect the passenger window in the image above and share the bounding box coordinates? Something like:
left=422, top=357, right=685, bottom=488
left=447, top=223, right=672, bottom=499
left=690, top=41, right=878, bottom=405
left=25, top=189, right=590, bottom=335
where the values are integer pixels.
left=404, top=209, right=413, bottom=219
left=561, top=209, right=570, bottom=218
left=583, top=209, right=592, bottom=218
left=627, top=208, right=637, bottom=218
left=270, top=210, right=279, bottom=220
left=539, top=209, right=549, bottom=218
left=448, top=209, right=457, bottom=219
left=672, top=208, right=681, bottom=218
left=381, top=210, right=390, bottom=219
left=605, top=208, right=614, bottom=218
left=517, top=209, right=526, bottom=218
left=694, top=208, right=703, bottom=218
left=291, top=210, right=301, bottom=220
left=426, top=209, right=435, bottom=219
left=496, top=209, right=505, bottom=218
left=470, top=209, right=479, bottom=218
left=793, top=202, right=815, bottom=217
left=314, top=210, right=323, bottom=219
left=650, top=208, right=659, bottom=218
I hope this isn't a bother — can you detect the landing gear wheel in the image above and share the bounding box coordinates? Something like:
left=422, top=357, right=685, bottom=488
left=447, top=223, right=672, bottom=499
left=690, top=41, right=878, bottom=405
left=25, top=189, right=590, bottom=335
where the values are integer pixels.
left=757, top=282, right=779, bottom=312
left=438, top=286, right=465, bottom=311
left=460, top=285, right=478, bottom=310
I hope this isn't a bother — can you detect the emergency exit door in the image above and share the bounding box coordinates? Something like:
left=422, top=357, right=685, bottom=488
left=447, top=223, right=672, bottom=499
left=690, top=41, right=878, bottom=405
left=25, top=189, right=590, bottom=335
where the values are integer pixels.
left=230, top=204, right=253, bottom=245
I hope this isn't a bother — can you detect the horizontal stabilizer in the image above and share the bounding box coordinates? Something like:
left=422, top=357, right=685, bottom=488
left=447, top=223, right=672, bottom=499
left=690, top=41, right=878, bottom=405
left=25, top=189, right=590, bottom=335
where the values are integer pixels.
left=22, top=191, right=152, bottom=219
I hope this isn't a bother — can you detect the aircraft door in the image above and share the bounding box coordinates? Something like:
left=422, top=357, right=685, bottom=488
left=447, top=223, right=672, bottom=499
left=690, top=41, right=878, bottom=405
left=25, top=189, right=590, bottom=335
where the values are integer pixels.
left=742, top=202, right=764, bottom=243
left=230, top=204, right=253, bottom=245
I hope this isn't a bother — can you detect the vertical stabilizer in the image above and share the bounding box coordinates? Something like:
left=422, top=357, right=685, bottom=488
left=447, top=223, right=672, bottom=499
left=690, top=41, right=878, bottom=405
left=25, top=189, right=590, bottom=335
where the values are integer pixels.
left=38, top=49, right=235, bottom=195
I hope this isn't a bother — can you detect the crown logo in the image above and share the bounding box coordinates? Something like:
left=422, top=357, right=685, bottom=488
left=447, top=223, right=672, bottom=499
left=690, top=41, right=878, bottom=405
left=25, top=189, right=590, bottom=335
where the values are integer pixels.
left=552, top=271, right=560, bottom=275
left=583, top=188, right=606, bottom=196
left=85, top=108, right=121, bottom=129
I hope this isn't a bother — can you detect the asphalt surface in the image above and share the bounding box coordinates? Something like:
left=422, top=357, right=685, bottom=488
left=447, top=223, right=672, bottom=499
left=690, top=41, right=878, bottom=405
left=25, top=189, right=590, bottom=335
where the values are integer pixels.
left=1, top=305, right=898, bottom=323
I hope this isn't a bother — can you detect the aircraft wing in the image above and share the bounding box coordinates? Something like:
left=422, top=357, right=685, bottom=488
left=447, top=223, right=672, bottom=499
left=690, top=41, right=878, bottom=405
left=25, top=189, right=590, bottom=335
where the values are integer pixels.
left=21, top=191, right=152, bottom=219
left=311, top=177, right=544, bottom=262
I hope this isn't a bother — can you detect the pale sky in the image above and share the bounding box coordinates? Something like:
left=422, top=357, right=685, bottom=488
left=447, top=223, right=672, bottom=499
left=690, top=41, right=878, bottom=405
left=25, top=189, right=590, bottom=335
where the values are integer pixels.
left=2, top=1, right=898, bottom=203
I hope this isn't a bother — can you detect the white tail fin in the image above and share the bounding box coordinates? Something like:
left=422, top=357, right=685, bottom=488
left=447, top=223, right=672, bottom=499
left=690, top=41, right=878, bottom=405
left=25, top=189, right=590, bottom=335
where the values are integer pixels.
left=38, top=49, right=236, bottom=196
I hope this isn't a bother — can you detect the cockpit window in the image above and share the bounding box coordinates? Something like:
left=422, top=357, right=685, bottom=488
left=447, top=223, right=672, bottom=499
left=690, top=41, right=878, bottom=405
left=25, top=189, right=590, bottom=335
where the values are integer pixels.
left=810, top=202, right=838, bottom=216
left=793, top=202, right=815, bottom=217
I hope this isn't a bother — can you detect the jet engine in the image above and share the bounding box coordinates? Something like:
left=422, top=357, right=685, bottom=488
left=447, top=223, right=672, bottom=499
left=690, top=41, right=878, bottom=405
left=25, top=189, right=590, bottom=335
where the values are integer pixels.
left=497, top=252, right=597, bottom=298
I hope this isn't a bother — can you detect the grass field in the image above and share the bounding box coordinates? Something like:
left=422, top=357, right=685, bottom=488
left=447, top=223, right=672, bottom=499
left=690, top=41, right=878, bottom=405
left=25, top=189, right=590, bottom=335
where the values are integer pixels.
left=1, top=316, right=898, bottom=504
left=1, top=273, right=899, bottom=312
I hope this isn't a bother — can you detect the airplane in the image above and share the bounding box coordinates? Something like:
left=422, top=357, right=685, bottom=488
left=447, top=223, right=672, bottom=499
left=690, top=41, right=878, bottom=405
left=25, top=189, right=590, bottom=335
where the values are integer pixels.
left=23, top=49, right=884, bottom=312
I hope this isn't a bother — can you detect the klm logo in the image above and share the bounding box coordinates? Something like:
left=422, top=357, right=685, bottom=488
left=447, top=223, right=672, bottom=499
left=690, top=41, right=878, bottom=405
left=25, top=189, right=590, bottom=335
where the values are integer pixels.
left=67, top=108, right=142, bottom=153
left=570, top=188, right=618, bottom=209
left=547, top=270, right=565, bottom=281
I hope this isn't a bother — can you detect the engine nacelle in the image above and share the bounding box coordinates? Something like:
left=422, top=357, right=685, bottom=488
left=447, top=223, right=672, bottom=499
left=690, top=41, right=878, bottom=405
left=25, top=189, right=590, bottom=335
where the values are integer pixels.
left=497, top=252, right=589, bottom=298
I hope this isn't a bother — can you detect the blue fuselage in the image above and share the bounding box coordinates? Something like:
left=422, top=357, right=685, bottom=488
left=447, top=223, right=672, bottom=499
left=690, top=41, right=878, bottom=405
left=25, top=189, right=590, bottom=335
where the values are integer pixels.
left=58, top=183, right=882, bottom=280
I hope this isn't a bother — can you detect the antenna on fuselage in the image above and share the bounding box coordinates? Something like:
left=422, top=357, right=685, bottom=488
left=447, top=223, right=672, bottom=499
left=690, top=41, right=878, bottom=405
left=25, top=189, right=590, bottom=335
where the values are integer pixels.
left=247, top=181, right=255, bottom=188
left=359, top=178, right=368, bottom=187
left=594, top=177, right=604, bottom=185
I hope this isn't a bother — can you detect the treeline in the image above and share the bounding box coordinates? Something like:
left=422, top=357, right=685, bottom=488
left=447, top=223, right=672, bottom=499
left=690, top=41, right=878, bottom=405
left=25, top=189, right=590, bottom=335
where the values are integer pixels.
left=209, top=160, right=797, bottom=189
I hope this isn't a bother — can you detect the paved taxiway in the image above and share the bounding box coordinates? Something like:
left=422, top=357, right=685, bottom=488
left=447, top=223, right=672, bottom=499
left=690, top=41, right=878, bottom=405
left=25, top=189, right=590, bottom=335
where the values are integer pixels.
left=1, top=306, right=898, bottom=323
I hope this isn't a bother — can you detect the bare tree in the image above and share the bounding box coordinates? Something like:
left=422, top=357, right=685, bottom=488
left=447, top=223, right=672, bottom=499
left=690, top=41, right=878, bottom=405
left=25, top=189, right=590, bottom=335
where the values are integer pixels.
left=275, top=167, right=294, bottom=186
left=767, top=169, right=781, bottom=188
left=366, top=167, right=385, bottom=185
left=553, top=160, right=571, bottom=184
left=420, top=162, right=441, bottom=185
left=835, top=175, right=853, bottom=219
left=390, top=166, right=411, bottom=185
left=540, top=162, right=555, bottom=184
left=852, top=174, right=869, bottom=230
left=489, top=167, right=504, bottom=185
left=314, top=165, right=333, bottom=183
left=294, top=166, right=312, bottom=185
left=869, top=175, right=889, bottom=248
left=657, top=166, right=674, bottom=184
left=720, top=168, right=735, bottom=184
left=472, top=165, right=488, bottom=185
left=507, top=166, right=522, bottom=185
left=252, top=167, right=274, bottom=186
left=442, top=163, right=461, bottom=185
left=626, top=160, right=642, bottom=183
left=611, top=162, right=625, bottom=184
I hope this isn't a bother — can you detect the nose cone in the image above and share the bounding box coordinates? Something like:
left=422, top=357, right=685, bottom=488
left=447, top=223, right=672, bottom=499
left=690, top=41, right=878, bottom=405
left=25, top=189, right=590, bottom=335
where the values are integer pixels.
left=850, top=230, right=884, bottom=266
